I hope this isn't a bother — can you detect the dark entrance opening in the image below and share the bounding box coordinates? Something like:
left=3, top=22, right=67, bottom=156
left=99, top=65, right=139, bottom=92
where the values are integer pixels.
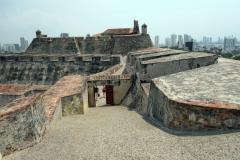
left=93, top=85, right=114, bottom=107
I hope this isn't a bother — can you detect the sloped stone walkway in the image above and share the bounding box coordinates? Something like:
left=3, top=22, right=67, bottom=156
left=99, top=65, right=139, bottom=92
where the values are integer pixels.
left=4, top=105, right=240, bottom=160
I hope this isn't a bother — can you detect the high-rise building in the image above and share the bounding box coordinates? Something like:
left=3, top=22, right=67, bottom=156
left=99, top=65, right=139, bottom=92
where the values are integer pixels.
left=188, top=35, right=192, bottom=42
left=60, top=33, right=69, bottom=38
left=165, top=37, right=171, bottom=48
left=218, top=37, right=220, bottom=43
left=210, top=37, right=212, bottom=43
left=20, top=37, right=25, bottom=50
left=203, top=36, right=206, bottom=44
left=184, top=34, right=189, bottom=43
left=171, top=33, right=177, bottom=46
left=155, top=35, right=159, bottom=47
left=178, top=35, right=183, bottom=48
left=2, top=44, right=15, bottom=52
left=14, top=44, right=20, bottom=51
left=223, top=37, right=236, bottom=52
left=25, top=40, right=28, bottom=50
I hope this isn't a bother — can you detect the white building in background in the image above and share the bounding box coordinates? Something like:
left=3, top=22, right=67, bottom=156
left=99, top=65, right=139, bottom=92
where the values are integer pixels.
left=155, top=35, right=159, bottom=47
left=178, top=35, right=183, bottom=48
left=20, top=37, right=25, bottom=51
left=188, top=35, right=192, bottom=42
left=165, top=37, right=171, bottom=48
left=60, top=33, right=69, bottom=38
left=223, top=37, right=236, bottom=52
left=25, top=40, right=28, bottom=50
left=203, top=36, right=206, bottom=44
left=170, top=33, right=177, bottom=46
left=2, top=44, right=15, bottom=52
left=184, top=34, right=189, bottom=43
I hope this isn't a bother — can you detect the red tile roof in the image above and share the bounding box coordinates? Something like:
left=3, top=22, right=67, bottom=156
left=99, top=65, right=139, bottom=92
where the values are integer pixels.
left=0, top=84, right=50, bottom=95
left=102, top=28, right=133, bottom=35
left=0, top=85, right=29, bottom=94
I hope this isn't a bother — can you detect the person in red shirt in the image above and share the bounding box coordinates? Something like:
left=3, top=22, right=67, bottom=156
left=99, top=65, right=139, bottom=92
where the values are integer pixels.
left=102, top=85, right=106, bottom=98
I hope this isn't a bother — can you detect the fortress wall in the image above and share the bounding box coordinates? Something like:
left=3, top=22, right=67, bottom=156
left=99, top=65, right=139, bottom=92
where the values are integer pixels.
left=139, top=53, right=218, bottom=83
left=26, top=38, right=79, bottom=54
left=26, top=37, right=115, bottom=55
left=26, top=35, right=152, bottom=55
left=148, top=81, right=240, bottom=131
left=0, top=93, right=47, bottom=157
left=113, top=35, right=154, bottom=55
left=0, top=57, right=120, bottom=85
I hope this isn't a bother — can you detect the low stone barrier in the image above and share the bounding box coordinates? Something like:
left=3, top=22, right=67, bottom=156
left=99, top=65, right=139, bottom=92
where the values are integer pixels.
left=0, top=93, right=47, bottom=157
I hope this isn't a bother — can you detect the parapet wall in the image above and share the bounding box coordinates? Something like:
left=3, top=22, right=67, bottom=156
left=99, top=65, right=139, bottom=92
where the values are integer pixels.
left=148, top=81, right=240, bottom=131
left=147, top=62, right=240, bottom=131
left=0, top=93, right=47, bottom=157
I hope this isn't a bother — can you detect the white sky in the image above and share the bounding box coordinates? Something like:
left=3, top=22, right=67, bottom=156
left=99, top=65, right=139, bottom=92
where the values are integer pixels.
left=1, top=0, right=240, bottom=45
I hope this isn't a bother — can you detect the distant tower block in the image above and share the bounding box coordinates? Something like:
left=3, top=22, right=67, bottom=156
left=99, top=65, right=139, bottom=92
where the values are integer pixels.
left=141, top=23, right=147, bottom=35
left=133, top=20, right=140, bottom=34
left=36, top=30, right=41, bottom=38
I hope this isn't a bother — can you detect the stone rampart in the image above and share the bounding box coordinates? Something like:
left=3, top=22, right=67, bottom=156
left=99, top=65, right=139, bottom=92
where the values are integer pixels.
left=26, top=34, right=153, bottom=55
left=0, top=55, right=121, bottom=85
left=0, top=93, right=47, bottom=157
left=113, top=35, right=153, bottom=55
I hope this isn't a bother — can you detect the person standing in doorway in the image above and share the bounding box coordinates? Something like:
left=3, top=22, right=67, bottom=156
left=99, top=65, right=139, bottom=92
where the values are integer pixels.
left=102, top=85, right=106, bottom=98
left=94, top=86, right=99, bottom=101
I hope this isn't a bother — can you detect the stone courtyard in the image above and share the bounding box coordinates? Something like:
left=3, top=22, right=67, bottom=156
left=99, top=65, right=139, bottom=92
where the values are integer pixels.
left=4, top=104, right=240, bottom=160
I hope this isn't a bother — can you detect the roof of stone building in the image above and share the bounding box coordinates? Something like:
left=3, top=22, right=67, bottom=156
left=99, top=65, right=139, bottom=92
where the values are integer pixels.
left=43, top=75, right=88, bottom=122
left=102, top=28, right=133, bottom=35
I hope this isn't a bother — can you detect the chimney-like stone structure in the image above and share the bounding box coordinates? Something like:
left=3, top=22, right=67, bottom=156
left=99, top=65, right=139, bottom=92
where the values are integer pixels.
left=36, top=30, right=41, bottom=38
left=133, top=20, right=140, bottom=34
left=141, top=23, right=147, bottom=35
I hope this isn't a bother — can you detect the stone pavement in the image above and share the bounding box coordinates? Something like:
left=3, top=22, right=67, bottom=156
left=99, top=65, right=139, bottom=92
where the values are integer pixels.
left=4, top=105, right=240, bottom=160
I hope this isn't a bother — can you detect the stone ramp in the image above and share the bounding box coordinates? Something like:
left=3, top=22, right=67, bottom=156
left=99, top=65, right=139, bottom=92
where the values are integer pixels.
left=4, top=106, right=240, bottom=159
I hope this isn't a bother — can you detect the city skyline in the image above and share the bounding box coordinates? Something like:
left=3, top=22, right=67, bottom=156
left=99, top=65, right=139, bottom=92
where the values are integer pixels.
left=1, top=0, right=240, bottom=45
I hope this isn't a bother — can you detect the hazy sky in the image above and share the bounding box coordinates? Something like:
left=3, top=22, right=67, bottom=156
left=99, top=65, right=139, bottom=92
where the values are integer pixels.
left=1, top=0, right=240, bottom=45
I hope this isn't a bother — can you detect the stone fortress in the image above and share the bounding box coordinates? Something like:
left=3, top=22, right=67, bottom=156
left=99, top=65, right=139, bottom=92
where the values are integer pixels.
left=0, top=20, right=240, bottom=158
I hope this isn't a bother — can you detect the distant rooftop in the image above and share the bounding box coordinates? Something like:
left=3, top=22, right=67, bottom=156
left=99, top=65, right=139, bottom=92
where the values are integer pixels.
left=102, top=28, right=133, bottom=35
